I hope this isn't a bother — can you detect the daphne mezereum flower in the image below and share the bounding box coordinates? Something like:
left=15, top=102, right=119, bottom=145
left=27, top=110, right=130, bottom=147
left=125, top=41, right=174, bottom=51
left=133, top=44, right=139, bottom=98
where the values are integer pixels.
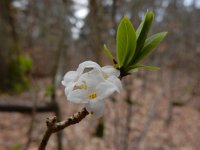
left=67, top=70, right=121, bottom=118
left=61, top=61, right=101, bottom=95
left=61, top=60, right=122, bottom=118
left=62, top=61, right=122, bottom=96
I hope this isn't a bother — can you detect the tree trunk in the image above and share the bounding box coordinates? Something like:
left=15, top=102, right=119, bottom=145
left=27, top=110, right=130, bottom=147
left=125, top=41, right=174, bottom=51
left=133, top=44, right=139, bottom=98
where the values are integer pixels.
left=0, top=0, right=22, bottom=91
left=88, top=0, right=103, bottom=64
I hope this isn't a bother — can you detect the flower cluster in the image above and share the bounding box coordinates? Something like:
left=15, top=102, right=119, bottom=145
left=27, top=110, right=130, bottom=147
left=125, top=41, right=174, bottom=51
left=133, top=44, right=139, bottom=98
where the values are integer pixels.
left=62, top=61, right=122, bottom=118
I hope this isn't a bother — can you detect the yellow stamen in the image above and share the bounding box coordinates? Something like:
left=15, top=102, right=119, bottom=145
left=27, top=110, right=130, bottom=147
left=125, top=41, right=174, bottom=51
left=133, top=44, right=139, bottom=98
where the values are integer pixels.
left=74, top=81, right=87, bottom=90
left=88, top=92, right=97, bottom=100
left=103, top=73, right=108, bottom=80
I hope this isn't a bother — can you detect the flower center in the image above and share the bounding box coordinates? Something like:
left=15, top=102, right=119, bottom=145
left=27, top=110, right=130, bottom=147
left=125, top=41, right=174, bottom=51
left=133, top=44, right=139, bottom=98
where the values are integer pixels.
left=88, top=92, right=97, bottom=100
left=74, top=81, right=87, bottom=90
left=103, top=74, right=109, bottom=80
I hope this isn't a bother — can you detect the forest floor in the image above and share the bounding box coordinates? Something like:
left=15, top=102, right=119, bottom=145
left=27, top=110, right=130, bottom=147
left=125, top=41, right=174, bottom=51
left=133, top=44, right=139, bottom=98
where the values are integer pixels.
left=0, top=69, right=200, bottom=150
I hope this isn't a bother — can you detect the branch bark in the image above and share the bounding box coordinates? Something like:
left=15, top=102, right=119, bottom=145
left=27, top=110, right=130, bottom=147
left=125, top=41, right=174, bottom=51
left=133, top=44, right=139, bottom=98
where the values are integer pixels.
left=38, top=107, right=89, bottom=150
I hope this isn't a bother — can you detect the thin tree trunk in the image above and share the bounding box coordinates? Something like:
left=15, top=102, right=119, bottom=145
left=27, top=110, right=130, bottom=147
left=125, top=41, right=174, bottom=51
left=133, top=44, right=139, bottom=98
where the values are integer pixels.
left=0, top=0, right=20, bottom=90
left=88, top=0, right=103, bottom=63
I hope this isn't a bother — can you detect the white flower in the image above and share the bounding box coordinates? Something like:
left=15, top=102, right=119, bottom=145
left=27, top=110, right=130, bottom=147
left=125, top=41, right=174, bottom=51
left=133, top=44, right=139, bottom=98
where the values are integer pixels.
left=85, top=100, right=105, bottom=119
left=67, top=70, right=121, bottom=118
left=62, top=61, right=101, bottom=86
left=62, top=61, right=122, bottom=96
left=62, top=60, right=122, bottom=118
left=101, top=66, right=122, bottom=93
left=101, top=65, right=120, bottom=77
left=62, top=61, right=101, bottom=95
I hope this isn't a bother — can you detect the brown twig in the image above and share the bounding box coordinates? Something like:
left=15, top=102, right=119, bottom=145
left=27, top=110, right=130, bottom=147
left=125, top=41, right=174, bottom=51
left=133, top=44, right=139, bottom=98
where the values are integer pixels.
left=38, top=107, right=89, bottom=150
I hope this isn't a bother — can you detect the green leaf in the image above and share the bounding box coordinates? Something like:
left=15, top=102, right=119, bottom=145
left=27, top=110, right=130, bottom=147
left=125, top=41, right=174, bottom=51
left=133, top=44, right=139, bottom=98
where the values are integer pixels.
left=127, top=64, right=160, bottom=73
left=103, top=44, right=114, bottom=61
left=116, top=16, right=136, bottom=67
left=136, top=18, right=145, bottom=39
left=129, top=11, right=154, bottom=65
left=141, top=65, right=160, bottom=70
left=135, top=32, right=167, bottom=63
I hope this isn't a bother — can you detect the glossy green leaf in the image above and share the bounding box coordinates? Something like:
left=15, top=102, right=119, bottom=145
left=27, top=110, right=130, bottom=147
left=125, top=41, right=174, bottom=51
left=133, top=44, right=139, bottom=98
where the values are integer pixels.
left=127, top=64, right=160, bottom=73
left=135, top=32, right=167, bottom=63
left=140, top=65, right=160, bottom=70
left=129, top=11, right=154, bottom=65
left=103, top=44, right=114, bottom=61
left=116, top=16, right=136, bottom=67
left=136, top=18, right=144, bottom=39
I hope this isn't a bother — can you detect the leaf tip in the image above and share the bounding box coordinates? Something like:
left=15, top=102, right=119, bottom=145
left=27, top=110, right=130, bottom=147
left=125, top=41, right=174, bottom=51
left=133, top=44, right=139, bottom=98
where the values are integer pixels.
left=160, top=32, right=168, bottom=39
left=163, top=31, right=168, bottom=36
left=123, top=15, right=129, bottom=19
left=146, top=10, right=154, bottom=21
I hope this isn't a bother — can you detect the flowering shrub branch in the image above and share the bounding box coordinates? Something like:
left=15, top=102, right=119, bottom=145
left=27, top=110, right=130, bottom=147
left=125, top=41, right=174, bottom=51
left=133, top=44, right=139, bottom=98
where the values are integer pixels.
left=39, top=69, right=127, bottom=150
left=38, top=11, right=166, bottom=150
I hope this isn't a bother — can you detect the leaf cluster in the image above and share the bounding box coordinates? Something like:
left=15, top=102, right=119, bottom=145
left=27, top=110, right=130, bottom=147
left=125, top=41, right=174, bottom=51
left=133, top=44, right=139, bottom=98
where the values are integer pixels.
left=103, top=11, right=167, bottom=74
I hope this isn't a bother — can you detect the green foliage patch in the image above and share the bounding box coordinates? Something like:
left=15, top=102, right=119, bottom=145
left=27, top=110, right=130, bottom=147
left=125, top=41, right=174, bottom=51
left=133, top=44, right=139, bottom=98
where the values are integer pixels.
left=103, top=10, right=167, bottom=74
left=10, top=144, right=20, bottom=150
left=45, top=84, right=54, bottom=97
left=7, top=55, right=32, bottom=93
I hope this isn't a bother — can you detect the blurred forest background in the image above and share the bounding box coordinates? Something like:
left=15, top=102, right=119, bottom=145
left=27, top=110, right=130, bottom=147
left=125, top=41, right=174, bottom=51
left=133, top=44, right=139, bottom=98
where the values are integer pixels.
left=0, top=0, right=200, bottom=150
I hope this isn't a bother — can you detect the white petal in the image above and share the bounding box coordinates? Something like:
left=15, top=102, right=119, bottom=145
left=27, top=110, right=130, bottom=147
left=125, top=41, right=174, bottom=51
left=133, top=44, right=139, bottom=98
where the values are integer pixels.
left=67, top=89, right=88, bottom=103
left=96, top=81, right=118, bottom=100
left=85, top=100, right=105, bottom=119
left=62, top=71, right=78, bottom=86
left=107, top=76, right=122, bottom=92
left=61, top=80, right=66, bottom=86
left=80, top=70, right=104, bottom=88
left=102, top=65, right=120, bottom=77
left=64, top=82, right=74, bottom=96
left=77, top=61, right=102, bottom=75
